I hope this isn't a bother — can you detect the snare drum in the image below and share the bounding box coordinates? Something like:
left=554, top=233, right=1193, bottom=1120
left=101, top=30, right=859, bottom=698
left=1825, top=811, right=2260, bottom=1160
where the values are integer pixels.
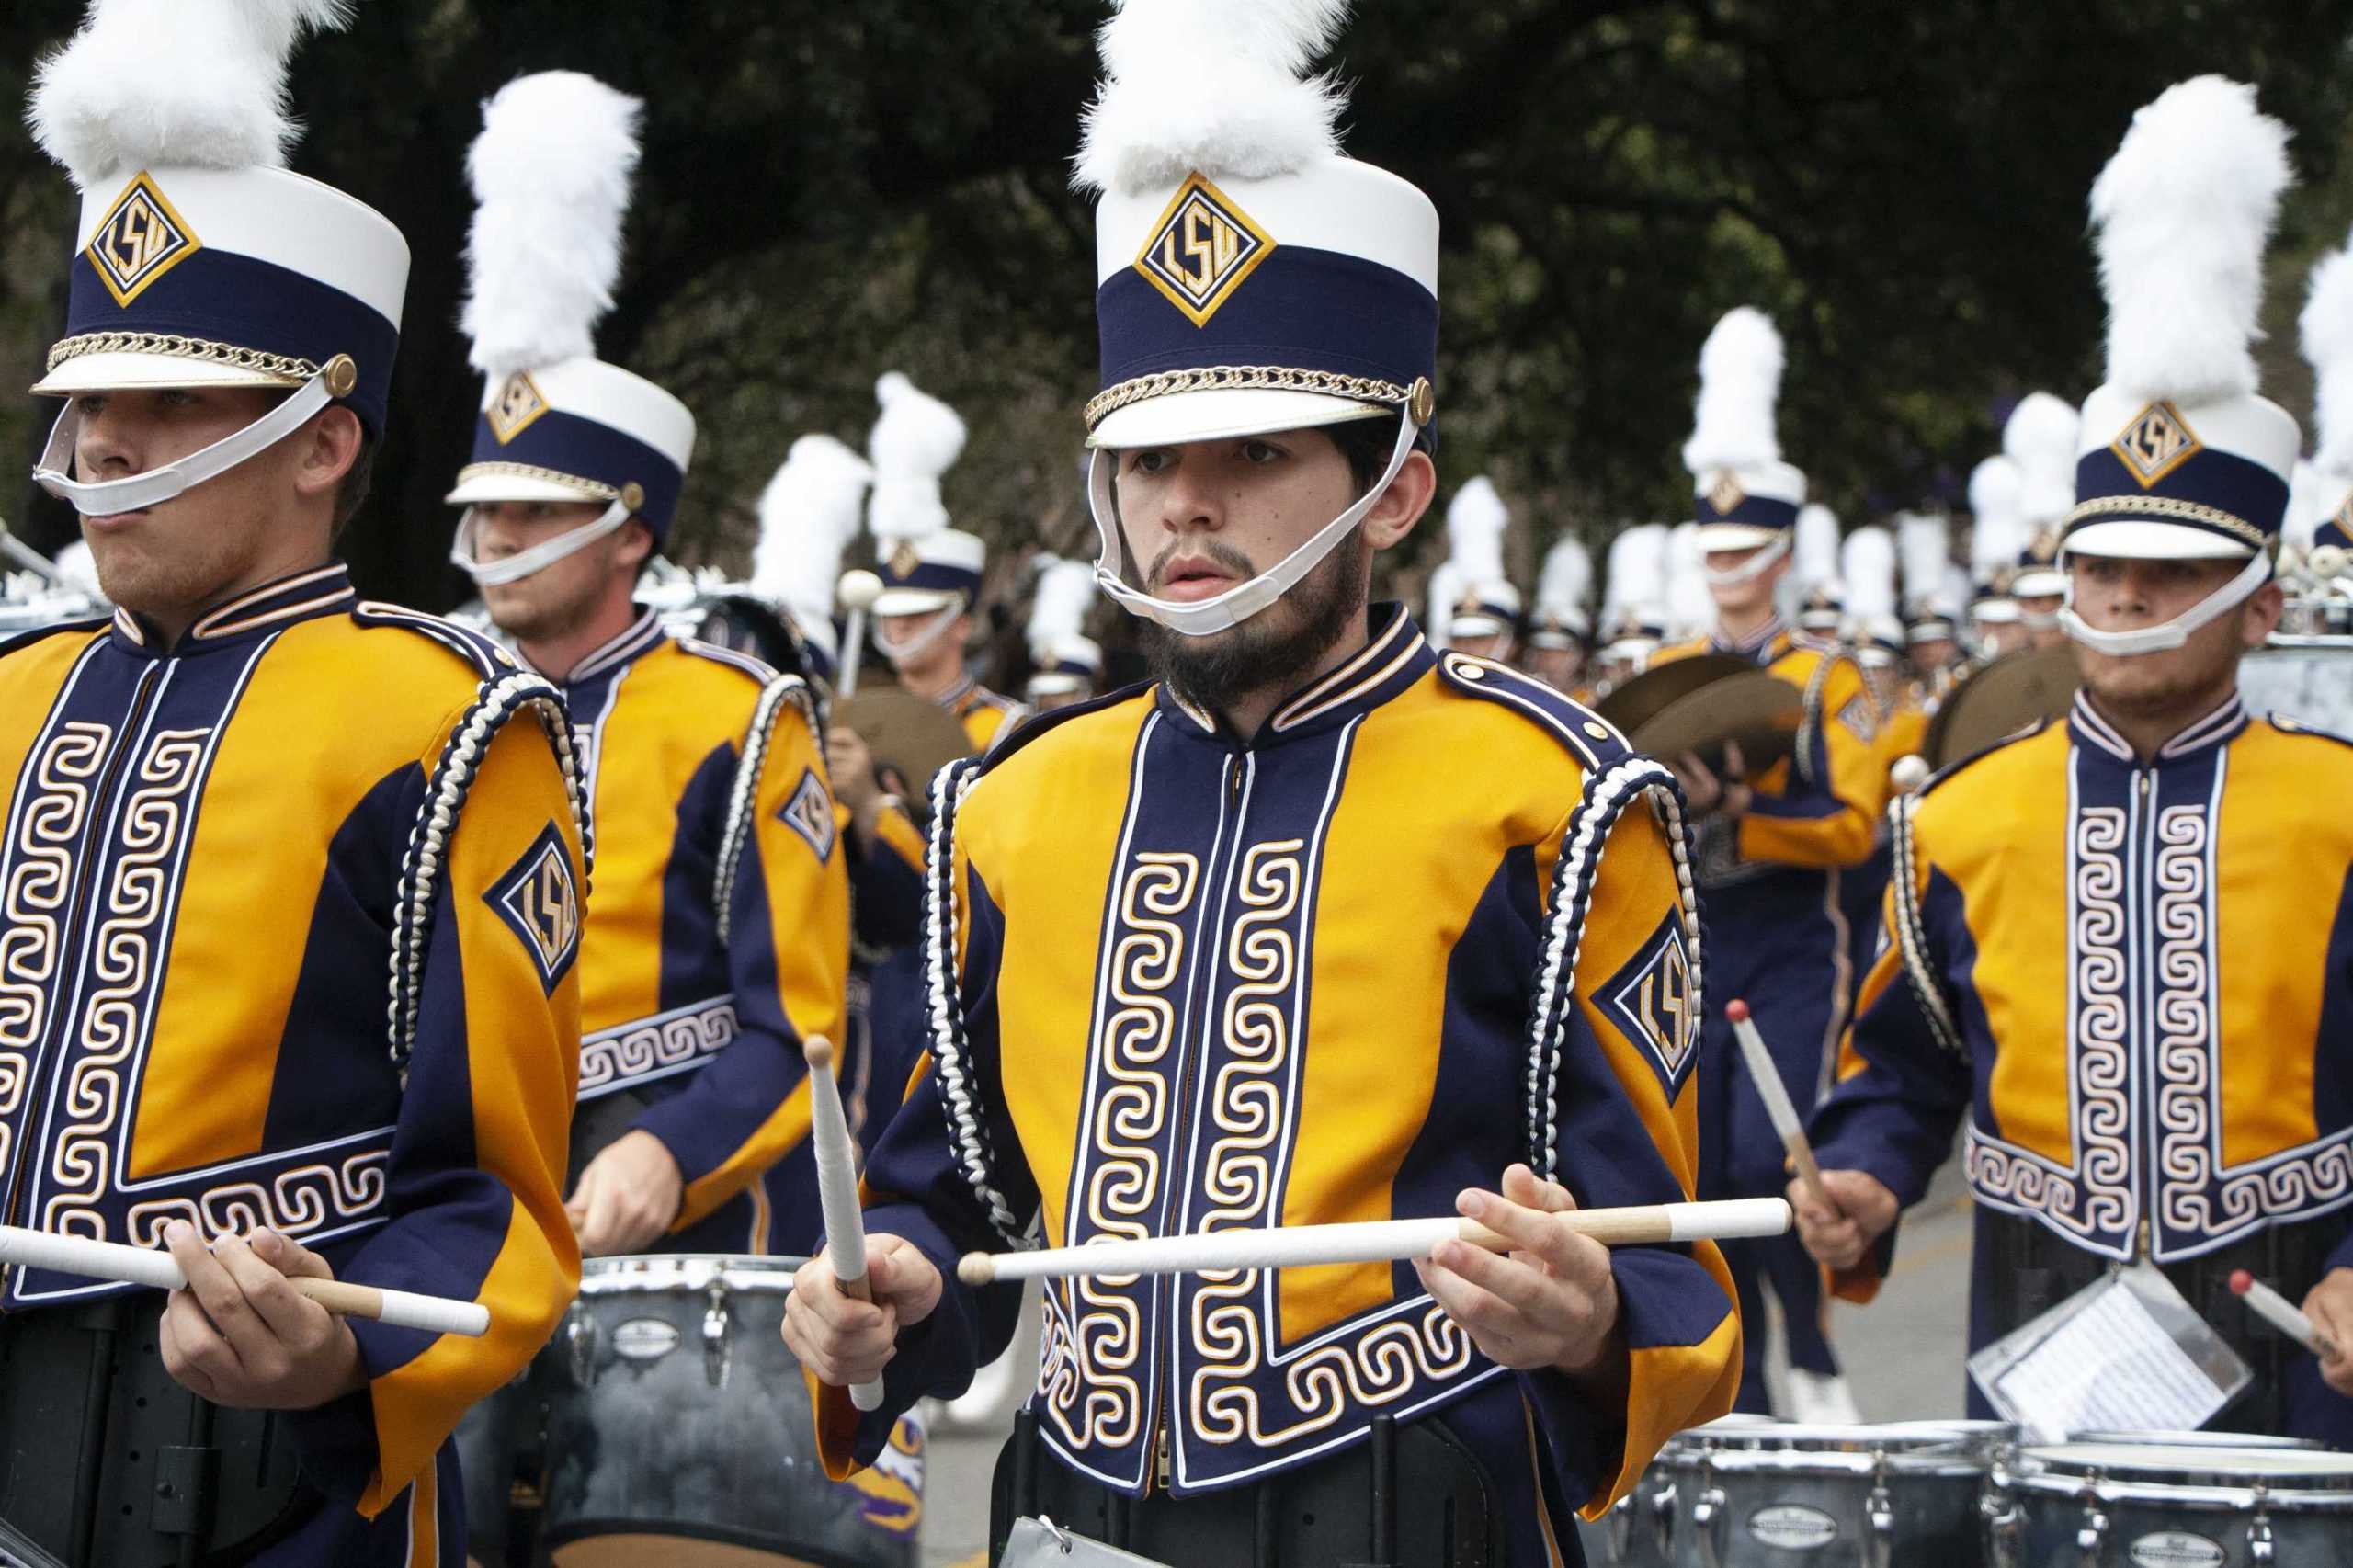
left=539, top=1255, right=923, bottom=1567
left=1587, top=1417, right=1783, bottom=1566
left=1985, top=1443, right=2353, bottom=1567
left=1666, top=1423, right=1992, bottom=1566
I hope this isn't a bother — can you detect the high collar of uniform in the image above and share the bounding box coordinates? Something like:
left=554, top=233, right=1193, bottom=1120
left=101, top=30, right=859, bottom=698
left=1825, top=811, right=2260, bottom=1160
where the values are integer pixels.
left=109, top=561, right=357, bottom=658
left=1154, top=602, right=1436, bottom=746
left=526, top=606, right=667, bottom=687
left=2068, top=687, right=2249, bottom=766
left=1711, top=612, right=1791, bottom=665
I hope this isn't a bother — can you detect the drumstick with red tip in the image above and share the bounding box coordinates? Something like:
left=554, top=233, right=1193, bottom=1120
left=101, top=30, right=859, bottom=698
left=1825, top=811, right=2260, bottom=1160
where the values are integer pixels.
left=2231, top=1269, right=2339, bottom=1358
left=805, top=1036, right=884, bottom=1411
left=1726, top=999, right=1832, bottom=1213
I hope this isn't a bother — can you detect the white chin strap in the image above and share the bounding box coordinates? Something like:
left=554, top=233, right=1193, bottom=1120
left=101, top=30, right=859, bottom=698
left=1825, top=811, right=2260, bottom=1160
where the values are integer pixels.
left=1701, top=529, right=1792, bottom=587
left=2019, top=607, right=2062, bottom=631
left=31, top=369, right=336, bottom=516
left=2058, top=550, right=2272, bottom=657
left=1088, top=404, right=1422, bottom=638
left=877, top=600, right=965, bottom=662
left=449, top=497, right=631, bottom=586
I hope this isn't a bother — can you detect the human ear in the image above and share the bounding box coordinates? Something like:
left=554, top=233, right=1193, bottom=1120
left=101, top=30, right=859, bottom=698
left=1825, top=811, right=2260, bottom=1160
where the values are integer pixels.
left=1362, top=449, right=1436, bottom=553
left=291, top=405, right=362, bottom=501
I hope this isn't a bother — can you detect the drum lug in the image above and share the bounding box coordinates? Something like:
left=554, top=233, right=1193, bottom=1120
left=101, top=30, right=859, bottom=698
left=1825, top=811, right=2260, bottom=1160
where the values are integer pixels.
left=1863, top=1453, right=1895, bottom=1568
left=1689, top=1480, right=1728, bottom=1568
left=702, top=1278, right=732, bottom=1388
left=1605, top=1493, right=1631, bottom=1562
left=2247, top=1483, right=2276, bottom=1565
left=1979, top=1480, right=2022, bottom=1568
left=2074, top=1469, right=2108, bottom=1568
left=564, top=1300, right=597, bottom=1387
left=1647, top=1478, right=1677, bottom=1562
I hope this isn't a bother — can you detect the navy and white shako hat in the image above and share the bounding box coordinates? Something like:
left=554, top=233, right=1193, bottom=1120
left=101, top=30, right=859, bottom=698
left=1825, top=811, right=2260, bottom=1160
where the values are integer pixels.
left=2297, top=222, right=2353, bottom=563
left=1073, top=0, right=1438, bottom=636
left=2066, top=79, right=2298, bottom=571
left=27, top=0, right=406, bottom=510
left=864, top=372, right=982, bottom=617
left=1685, top=308, right=1805, bottom=555
left=446, top=74, right=694, bottom=576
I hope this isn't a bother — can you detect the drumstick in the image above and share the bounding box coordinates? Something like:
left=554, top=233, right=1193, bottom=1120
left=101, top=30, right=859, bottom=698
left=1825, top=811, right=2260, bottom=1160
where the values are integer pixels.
left=1726, top=998, right=1832, bottom=1212
left=805, top=1036, right=884, bottom=1412
left=2232, top=1269, right=2340, bottom=1358
left=954, top=1198, right=1791, bottom=1286
left=0, top=1223, right=488, bottom=1337
left=0, top=524, right=64, bottom=585
left=835, top=571, right=882, bottom=699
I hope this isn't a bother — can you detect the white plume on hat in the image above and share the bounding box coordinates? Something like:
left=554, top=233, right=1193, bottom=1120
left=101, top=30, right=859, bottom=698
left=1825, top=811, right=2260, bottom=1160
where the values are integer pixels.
left=1842, top=526, right=1898, bottom=621
left=1028, top=556, right=1099, bottom=653
left=2002, top=392, right=2080, bottom=528
left=1602, top=523, right=1668, bottom=627
left=867, top=371, right=968, bottom=542
left=460, top=72, right=642, bottom=380
left=2300, top=233, right=2353, bottom=478
left=1444, top=477, right=1510, bottom=585
left=1535, top=535, right=1592, bottom=624
left=2090, top=75, right=2292, bottom=406
left=1074, top=0, right=1347, bottom=196
left=751, top=434, right=873, bottom=653
left=1794, top=502, right=1841, bottom=584
left=2285, top=459, right=2331, bottom=552
left=1896, top=512, right=1949, bottom=607
left=1665, top=522, right=1712, bottom=636
left=1968, top=455, right=2026, bottom=579
left=29, top=0, right=352, bottom=187
left=1682, top=307, right=1785, bottom=476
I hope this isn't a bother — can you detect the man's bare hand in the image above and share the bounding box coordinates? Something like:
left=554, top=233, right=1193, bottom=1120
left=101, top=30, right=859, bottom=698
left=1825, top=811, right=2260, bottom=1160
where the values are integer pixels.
left=1415, top=1165, right=1622, bottom=1377
left=825, top=727, right=880, bottom=818
left=2302, top=1268, right=2353, bottom=1397
left=566, top=1130, right=685, bottom=1257
left=1789, top=1168, right=1900, bottom=1273
left=160, top=1224, right=366, bottom=1411
left=783, top=1235, right=943, bottom=1390
left=1671, top=740, right=1753, bottom=820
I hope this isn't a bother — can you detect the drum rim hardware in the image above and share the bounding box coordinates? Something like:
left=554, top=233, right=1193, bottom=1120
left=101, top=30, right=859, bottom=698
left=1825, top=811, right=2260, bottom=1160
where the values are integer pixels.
left=576, top=1252, right=799, bottom=1296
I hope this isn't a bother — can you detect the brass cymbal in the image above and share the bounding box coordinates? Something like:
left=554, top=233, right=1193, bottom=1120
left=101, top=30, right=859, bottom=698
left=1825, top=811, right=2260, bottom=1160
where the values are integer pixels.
left=1923, top=644, right=2079, bottom=769
left=835, top=682, right=977, bottom=793
left=1599, top=654, right=1803, bottom=774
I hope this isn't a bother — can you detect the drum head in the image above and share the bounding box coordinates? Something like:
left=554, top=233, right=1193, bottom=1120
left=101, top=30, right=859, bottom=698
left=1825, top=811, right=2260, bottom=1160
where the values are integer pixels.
left=2071, top=1428, right=2326, bottom=1452
left=1674, top=1422, right=1984, bottom=1476
left=1923, top=645, right=2078, bottom=768
left=1597, top=657, right=1802, bottom=773
left=2018, top=1442, right=2353, bottom=1494
left=837, top=683, right=975, bottom=789
left=578, top=1253, right=801, bottom=1296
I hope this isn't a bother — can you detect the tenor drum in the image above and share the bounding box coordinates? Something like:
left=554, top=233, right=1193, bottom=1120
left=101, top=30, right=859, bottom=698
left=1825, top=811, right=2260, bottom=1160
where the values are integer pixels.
left=1985, top=1443, right=2353, bottom=1567
left=540, top=1255, right=924, bottom=1567
left=1586, top=1417, right=1782, bottom=1566
left=1665, top=1423, right=1992, bottom=1566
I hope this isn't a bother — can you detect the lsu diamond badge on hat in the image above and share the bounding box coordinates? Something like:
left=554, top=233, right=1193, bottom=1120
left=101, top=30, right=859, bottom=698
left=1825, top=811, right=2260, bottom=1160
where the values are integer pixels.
left=485, top=370, right=551, bottom=444
left=85, top=173, right=202, bottom=308
left=1134, top=171, right=1275, bottom=328
left=2111, top=401, right=2201, bottom=488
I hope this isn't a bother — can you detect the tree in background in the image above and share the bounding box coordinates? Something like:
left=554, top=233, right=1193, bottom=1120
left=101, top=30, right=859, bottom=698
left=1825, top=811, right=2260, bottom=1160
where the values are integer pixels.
left=4, top=1, right=2350, bottom=635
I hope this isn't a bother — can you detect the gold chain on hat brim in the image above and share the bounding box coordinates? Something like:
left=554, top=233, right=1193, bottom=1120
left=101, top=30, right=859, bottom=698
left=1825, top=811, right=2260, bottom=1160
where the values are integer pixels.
left=1084, top=365, right=1428, bottom=431
left=45, top=330, right=321, bottom=383
left=2063, top=494, right=2268, bottom=551
left=454, top=461, right=622, bottom=504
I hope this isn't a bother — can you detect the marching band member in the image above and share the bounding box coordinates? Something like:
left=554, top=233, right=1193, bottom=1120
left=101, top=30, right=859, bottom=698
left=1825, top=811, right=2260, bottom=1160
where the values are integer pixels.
left=786, top=4, right=1738, bottom=1562
left=752, top=432, right=876, bottom=689
left=1430, top=476, right=1522, bottom=662
left=1649, top=309, right=1879, bottom=1423
left=865, top=373, right=1031, bottom=753
left=1792, top=503, right=1847, bottom=651
left=2302, top=228, right=2353, bottom=572
left=1964, top=454, right=2030, bottom=658
left=1524, top=534, right=1596, bottom=697
left=1896, top=512, right=1964, bottom=698
left=0, top=6, right=585, bottom=1561
left=1023, top=555, right=1105, bottom=712
left=1798, top=76, right=2353, bottom=1442
left=440, top=73, right=850, bottom=1561
left=2005, top=392, right=2082, bottom=651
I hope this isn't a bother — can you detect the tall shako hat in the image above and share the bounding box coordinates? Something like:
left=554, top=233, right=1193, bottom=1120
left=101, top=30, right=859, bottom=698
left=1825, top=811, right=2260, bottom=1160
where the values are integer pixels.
left=28, top=0, right=408, bottom=516
left=866, top=371, right=983, bottom=618
left=1793, top=502, right=1843, bottom=631
left=749, top=433, right=874, bottom=676
left=446, top=73, right=694, bottom=585
left=1967, top=454, right=2025, bottom=627
left=1025, top=557, right=1103, bottom=699
left=1430, top=477, right=1515, bottom=644
left=2300, top=227, right=2353, bottom=558
left=1076, top=0, right=1439, bottom=637
left=1685, top=307, right=1806, bottom=569
left=2062, top=78, right=2299, bottom=655
left=1842, top=524, right=1896, bottom=646
left=2004, top=392, right=2078, bottom=602
left=1529, top=535, right=1593, bottom=650
left=1897, top=511, right=1958, bottom=643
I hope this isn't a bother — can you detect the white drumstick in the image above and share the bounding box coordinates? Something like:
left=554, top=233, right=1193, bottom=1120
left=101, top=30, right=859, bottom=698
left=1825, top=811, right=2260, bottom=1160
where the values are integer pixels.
left=835, top=571, right=883, bottom=699
left=0, top=1223, right=488, bottom=1336
left=806, top=1037, right=884, bottom=1412
left=0, top=525, right=64, bottom=585
left=2232, top=1269, right=2339, bottom=1358
left=955, top=1198, right=1791, bottom=1286
left=1726, top=998, right=1832, bottom=1213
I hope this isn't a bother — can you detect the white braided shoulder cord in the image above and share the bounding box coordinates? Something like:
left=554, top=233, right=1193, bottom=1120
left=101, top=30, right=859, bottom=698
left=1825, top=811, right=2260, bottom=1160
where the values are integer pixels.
left=1887, top=793, right=1965, bottom=1057
left=1522, top=755, right=1704, bottom=1179
left=713, top=673, right=823, bottom=948
left=387, top=672, right=594, bottom=1081
left=922, top=759, right=1023, bottom=1244
left=1793, top=650, right=1843, bottom=790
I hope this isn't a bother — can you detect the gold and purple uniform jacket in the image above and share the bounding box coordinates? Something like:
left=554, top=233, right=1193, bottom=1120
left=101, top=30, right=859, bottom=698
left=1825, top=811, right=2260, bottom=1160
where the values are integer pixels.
left=816, top=610, right=1740, bottom=1553
left=942, top=676, right=1029, bottom=756
left=0, top=565, right=585, bottom=1539
left=1813, top=692, right=2353, bottom=1437
left=545, top=611, right=849, bottom=1255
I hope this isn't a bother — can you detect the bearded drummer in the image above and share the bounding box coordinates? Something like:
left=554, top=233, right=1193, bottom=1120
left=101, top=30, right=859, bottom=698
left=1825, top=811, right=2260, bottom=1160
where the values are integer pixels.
left=440, top=72, right=850, bottom=1562
left=784, top=5, right=1737, bottom=1562
left=0, top=6, right=588, bottom=1561
left=1796, top=77, right=2353, bottom=1444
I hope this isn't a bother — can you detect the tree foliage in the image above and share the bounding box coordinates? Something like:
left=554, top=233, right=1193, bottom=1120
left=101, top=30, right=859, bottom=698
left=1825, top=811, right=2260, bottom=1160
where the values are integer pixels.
left=5, top=0, right=2351, bottom=616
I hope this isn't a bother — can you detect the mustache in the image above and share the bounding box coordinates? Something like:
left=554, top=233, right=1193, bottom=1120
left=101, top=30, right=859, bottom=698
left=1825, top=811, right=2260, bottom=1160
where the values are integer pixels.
left=1145, top=539, right=1258, bottom=592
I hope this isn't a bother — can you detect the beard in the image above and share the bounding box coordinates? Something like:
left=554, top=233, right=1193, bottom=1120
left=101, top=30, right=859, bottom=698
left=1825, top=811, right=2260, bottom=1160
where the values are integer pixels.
left=1138, top=528, right=1369, bottom=715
